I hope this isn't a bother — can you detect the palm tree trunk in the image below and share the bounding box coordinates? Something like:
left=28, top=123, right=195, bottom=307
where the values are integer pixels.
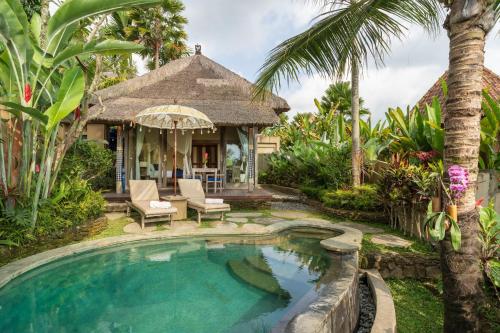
left=154, top=43, right=160, bottom=69
left=39, top=0, right=50, bottom=49
left=351, top=61, right=361, bottom=187
left=440, top=1, right=495, bottom=331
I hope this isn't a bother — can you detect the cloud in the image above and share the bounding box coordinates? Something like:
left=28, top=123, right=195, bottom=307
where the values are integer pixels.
left=134, top=1, right=500, bottom=124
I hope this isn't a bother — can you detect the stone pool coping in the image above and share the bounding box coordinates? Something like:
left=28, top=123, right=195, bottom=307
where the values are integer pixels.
left=0, top=219, right=362, bottom=333
left=363, top=269, right=397, bottom=333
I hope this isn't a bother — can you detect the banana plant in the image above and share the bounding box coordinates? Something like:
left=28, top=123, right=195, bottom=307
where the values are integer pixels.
left=385, top=98, right=444, bottom=158
left=479, top=90, right=500, bottom=170
left=0, top=0, right=162, bottom=226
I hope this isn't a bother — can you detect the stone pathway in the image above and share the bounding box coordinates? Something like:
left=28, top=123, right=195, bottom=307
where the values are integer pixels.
left=240, top=223, right=267, bottom=232
left=209, top=221, right=238, bottom=229
left=226, top=217, right=249, bottom=224
left=226, top=212, right=264, bottom=218
left=253, top=217, right=288, bottom=225
left=105, top=212, right=126, bottom=221
left=371, top=234, right=413, bottom=248
left=270, top=210, right=311, bottom=219
left=337, top=222, right=384, bottom=234
left=123, top=223, right=159, bottom=234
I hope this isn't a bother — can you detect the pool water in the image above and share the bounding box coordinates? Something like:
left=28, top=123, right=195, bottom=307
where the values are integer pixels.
left=0, top=230, right=337, bottom=333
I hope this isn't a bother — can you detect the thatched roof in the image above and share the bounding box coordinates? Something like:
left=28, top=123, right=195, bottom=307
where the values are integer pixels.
left=89, top=52, right=290, bottom=126
left=417, top=67, right=500, bottom=119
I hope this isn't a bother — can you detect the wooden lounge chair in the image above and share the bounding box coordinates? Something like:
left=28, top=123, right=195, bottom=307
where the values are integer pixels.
left=178, top=179, right=231, bottom=224
left=127, top=180, right=177, bottom=229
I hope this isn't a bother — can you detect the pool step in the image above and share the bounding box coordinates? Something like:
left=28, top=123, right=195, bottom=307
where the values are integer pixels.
left=227, top=260, right=290, bottom=299
left=244, top=256, right=273, bottom=274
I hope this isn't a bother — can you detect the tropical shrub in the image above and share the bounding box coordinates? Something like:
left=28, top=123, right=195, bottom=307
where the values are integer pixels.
left=0, top=178, right=105, bottom=246
left=478, top=201, right=500, bottom=295
left=261, top=140, right=352, bottom=190
left=60, top=140, right=114, bottom=190
left=0, top=0, right=161, bottom=228
left=299, top=185, right=326, bottom=200
left=321, top=185, right=381, bottom=211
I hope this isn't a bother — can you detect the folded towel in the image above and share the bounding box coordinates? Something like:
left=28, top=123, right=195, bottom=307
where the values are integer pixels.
left=205, top=198, right=224, bottom=204
left=150, top=201, right=172, bottom=209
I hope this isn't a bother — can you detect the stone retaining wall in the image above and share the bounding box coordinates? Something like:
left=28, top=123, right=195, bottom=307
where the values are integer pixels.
left=73, top=217, right=108, bottom=240
left=304, top=198, right=387, bottom=223
left=361, top=252, right=441, bottom=280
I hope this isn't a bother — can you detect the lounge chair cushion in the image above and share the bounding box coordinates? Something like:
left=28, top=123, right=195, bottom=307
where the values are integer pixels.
left=129, top=180, right=160, bottom=201
left=178, top=179, right=206, bottom=201
left=188, top=199, right=230, bottom=212
left=132, top=200, right=177, bottom=217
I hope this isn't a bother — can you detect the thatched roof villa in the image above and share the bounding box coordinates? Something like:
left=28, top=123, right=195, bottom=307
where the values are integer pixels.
left=417, top=67, right=500, bottom=120
left=86, top=46, right=290, bottom=194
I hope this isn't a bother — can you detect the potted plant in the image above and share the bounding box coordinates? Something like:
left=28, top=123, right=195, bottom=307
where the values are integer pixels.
left=424, top=165, right=468, bottom=251
left=445, top=164, right=470, bottom=223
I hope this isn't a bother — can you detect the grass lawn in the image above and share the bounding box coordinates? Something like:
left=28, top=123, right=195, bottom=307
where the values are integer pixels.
left=386, top=279, right=443, bottom=333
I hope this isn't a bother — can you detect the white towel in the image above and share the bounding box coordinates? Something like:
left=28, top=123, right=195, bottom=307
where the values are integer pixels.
left=150, top=201, right=172, bottom=209
left=205, top=198, right=224, bottom=204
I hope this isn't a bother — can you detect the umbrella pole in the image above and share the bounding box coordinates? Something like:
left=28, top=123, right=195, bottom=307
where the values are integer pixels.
left=173, top=120, right=178, bottom=195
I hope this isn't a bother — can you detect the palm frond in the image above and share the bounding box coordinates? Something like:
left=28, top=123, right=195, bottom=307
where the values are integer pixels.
left=254, top=0, right=443, bottom=98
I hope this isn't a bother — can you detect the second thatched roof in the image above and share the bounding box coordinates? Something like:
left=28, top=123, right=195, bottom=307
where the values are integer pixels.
left=89, top=51, right=290, bottom=126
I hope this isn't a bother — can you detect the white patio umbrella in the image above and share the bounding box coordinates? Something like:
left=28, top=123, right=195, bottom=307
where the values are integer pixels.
left=135, top=105, right=214, bottom=195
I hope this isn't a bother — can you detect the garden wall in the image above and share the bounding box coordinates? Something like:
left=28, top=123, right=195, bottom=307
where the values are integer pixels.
left=361, top=252, right=441, bottom=280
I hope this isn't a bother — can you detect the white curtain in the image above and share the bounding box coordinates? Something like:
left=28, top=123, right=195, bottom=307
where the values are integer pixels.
left=135, top=127, right=145, bottom=179
left=237, top=128, right=249, bottom=182
left=167, top=131, right=193, bottom=178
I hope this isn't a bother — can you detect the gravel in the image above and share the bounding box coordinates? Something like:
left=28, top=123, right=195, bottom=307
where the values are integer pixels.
left=356, top=276, right=376, bottom=333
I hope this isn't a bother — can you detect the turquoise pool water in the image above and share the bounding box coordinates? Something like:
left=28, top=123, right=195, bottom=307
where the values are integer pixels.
left=0, top=230, right=337, bottom=333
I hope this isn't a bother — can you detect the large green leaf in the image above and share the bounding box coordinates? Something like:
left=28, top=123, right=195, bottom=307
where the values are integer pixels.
left=0, top=101, right=48, bottom=124
left=449, top=218, right=461, bottom=251
left=53, top=40, right=143, bottom=67
left=0, top=0, right=31, bottom=61
left=0, top=0, right=33, bottom=86
left=47, top=0, right=161, bottom=52
left=45, top=67, right=84, bottom=129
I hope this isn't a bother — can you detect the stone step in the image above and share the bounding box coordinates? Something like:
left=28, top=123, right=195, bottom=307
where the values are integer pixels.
left=227, top=260, right=290, bottom=299
left=244, top=255, right=273, bottom=274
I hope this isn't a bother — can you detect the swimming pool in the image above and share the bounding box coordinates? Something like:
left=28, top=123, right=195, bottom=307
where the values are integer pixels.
left=0, top=229, right=343, bottom=333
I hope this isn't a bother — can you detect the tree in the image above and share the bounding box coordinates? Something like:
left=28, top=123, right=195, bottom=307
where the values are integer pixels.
left=255, top=0, right=499, bottom=329
left=320, top=81, right=370, bottom=121
left=254, top=0, right=441, bottom=188
left=0, top=0, right=163, bottom=225
left=125, top=0, right=189, bottom=69
left=440, top=1, right=498, bottom=331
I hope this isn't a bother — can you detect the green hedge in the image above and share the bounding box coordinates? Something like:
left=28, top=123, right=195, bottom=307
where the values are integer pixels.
left=321, top=185, right=382, bottom=211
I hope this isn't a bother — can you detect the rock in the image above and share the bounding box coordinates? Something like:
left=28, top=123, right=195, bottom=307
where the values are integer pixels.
left=226, top=212, right=263, bottom=218
left=253, top=217, right=287, bottom=225
left=226, top=217, right=248, bottom=223
left=337, top=222, right=384, bottom=234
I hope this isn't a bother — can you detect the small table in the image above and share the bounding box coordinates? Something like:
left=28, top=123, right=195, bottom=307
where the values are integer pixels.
left=192, top=168, right=221, bottom=193
left=161, top=195, right=187, bottom=221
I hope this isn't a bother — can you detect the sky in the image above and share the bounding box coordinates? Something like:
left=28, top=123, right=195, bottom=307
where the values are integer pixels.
left=135, top=0, right=500, bottom=122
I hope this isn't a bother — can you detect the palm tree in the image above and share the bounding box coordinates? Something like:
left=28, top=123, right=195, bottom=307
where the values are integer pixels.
left=254, top=0, right=441, bottom=188
left=320, top=81, right=370, bottom=121
left=255, top=0, right=499, bottom=330
left=440, top=1, right=498, bottom=331
left=125, top=0, right=189, bottom=69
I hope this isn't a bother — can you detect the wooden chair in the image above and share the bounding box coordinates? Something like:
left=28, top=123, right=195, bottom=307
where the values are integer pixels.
left=206, top=171, right=224, bottom=193
left=126, top=180, right=177, bottom=229
left=178, top=179, right=230, bottom=224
